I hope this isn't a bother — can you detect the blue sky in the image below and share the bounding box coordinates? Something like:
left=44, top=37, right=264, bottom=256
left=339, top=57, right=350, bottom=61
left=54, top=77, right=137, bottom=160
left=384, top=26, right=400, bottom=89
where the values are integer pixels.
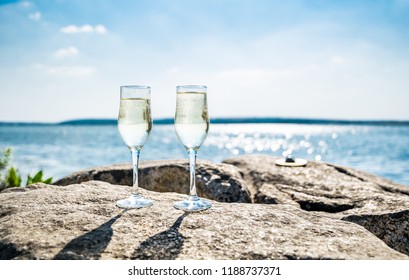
left=0, top=0, right=408, bottom=122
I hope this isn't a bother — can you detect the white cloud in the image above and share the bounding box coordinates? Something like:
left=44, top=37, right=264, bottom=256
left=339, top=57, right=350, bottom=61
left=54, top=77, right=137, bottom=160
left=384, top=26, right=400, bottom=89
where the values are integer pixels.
left=60, top=24, right=108, bottom=34
left=60, top=25, right=77, bottom=33
left=94, top=24, right=107, bottom=34
left=61, top=24, right=93, bottom=33
left=54, top=46, right=79, bottom=58
left=28, top=12, right=41, bottom=21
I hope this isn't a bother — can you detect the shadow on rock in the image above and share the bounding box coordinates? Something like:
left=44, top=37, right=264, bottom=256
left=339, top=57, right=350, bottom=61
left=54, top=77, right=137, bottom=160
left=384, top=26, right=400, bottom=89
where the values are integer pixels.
left=54, top=211, right=125, bottom=260
left=0, top=242, right=29, bottom=259
left=132, top=213, right=188, bottom=260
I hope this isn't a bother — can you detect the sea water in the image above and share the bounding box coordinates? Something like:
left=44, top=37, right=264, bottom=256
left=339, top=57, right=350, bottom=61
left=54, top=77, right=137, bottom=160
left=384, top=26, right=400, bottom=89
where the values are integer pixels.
left=0, top=123, right=408, bottom=186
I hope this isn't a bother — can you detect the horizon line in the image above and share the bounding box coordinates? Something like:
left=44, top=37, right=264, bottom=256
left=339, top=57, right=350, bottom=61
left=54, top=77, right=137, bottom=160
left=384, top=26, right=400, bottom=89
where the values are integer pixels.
left=1, top=117, right=409, bottom=126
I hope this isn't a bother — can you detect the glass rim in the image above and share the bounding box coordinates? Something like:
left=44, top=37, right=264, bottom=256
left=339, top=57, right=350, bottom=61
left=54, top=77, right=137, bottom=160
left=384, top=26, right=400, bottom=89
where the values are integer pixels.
left=177, top=85, right=207, bottom=91
left=120, top=85, right=151, bottom=90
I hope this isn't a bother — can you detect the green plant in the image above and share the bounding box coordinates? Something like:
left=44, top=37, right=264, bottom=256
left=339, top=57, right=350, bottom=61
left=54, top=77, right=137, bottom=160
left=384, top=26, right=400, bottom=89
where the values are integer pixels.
left=0, top=147, right=52, bottom=191
left=6, top=167, right=21, bottom=188
left=27, top=170, right=52, bottom=185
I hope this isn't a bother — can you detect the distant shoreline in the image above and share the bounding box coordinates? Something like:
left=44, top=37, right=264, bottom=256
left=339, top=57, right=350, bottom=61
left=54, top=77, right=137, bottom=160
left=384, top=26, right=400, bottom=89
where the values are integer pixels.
left=1, top=117, right=409, bottom=126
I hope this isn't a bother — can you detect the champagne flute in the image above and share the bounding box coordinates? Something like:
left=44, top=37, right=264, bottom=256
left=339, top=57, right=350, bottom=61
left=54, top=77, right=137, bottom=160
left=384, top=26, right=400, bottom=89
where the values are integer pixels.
left=174, top=85, right=212, bottom=212
left=116, top=85, right=153, bottom=209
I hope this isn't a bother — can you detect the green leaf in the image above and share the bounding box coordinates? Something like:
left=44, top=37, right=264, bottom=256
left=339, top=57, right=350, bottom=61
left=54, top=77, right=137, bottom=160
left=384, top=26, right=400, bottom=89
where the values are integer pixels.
left=43, top=177, right=53, bottom=184
left=1, top=149, right=52, bottom=188
left=26, top=175, right=33, bottom=186
left=32, top=170, right=44, bottom=183
left=6, top=167, right=21, bottom=188
left=26, top=171, right=53, bottom=186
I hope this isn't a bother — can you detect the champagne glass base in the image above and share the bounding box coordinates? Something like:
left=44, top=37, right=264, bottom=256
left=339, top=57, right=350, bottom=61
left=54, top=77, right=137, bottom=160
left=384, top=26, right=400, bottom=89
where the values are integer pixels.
left=116, top=194, right=153, bottom=209
left=174, top=196, right=212, bottom=212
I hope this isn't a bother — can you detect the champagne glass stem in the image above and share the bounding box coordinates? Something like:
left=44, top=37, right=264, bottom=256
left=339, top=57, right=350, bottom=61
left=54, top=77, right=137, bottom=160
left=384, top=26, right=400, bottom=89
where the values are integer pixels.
left=188, top=148, right=198, bottom=199
left=130, top=147, right=141, bottom=197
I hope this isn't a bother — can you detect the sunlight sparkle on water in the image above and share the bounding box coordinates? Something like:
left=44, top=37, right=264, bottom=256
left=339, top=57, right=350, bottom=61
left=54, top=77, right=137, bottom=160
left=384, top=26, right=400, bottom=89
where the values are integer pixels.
left=205, top=124, right=350, bottom=159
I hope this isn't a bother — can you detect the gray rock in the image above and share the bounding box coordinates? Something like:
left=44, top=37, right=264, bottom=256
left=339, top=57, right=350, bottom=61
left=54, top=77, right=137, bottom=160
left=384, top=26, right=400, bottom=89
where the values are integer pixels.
left=0, top=181, right=406, bottom=260
left=222, top=155, right=409, bottom=216
left=55, top=155, right=409, bottom=258
left=54, top=163, right=133, bottom=186
left=54, top=160, right=251, bottom=203
left=223, top=154, right=409, bottom=256
left=342, top=210, right=409, bottom=256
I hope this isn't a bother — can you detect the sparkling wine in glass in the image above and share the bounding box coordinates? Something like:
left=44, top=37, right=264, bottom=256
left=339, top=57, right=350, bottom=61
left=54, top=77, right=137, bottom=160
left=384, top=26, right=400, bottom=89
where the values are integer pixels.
left=174, top=85, right=212, bottom=212
left=116, top=85, right=153, bottom=209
